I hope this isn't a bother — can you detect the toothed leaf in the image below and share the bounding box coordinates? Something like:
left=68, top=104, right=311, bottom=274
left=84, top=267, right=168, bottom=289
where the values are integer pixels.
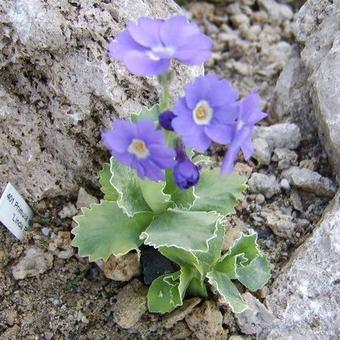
left=99, top=163, right=118, bottom=201
left=110, top=157, right=151, bottom=216
left=72, top=201, right=153, bottom=261
left=164, top=170, right=196, bottom=208
left=191, top=170, right=246, bottom=215
left=139, top=179, right=172, bottom=213
left=142, top=209, right=219, bottom=252
left=237, top=255, right=271, bottom=292
left=147, top=268, right=192, bottom=314
left=207, top=270, right=248, bottom=313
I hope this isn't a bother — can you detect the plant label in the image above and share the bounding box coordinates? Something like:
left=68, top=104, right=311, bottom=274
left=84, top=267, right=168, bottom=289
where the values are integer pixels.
left=0, top=183, right=33, bottom=240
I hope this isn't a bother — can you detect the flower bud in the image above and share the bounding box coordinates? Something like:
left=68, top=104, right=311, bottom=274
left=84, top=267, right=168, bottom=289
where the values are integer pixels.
left=159, top=111, right=176, bottom=131
left=174, top=159, right=200, bottom=189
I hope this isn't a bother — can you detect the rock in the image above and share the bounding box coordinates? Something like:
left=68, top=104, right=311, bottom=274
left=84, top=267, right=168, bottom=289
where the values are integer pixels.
left=263, top=191, right=340, bottom=339
left=112, top=279, right=147, bottom=329
left=253, top=138, right=271, bottom=165
left=258, top=0, right=293, bottom=24
left=229, top=336, right=251, bottom=340
left=282, top=166, right=336, bottom=197
left=168, top=321, right=192, bottom=340
left=272, top=148, right=298, bottom=170
left=254, top=123, right=302, bottom=150
left=279, top=178, right=290, bottom=191
left=76, top=188, right=98, bottom=209
left=236, top=293, right=275, bottom=335
left=185, top=301, right=224, bottom=340
left=295, top=0, right=340, bottom=179
left=248, top=173, right=281, bottom=199
left=261, top=209, right=296, bottom=238
left=12, top=247, right=54, bottom=280
left=100, top=252, right=140, bottom=282
left=58, top=203, right=77, bottom=219
left=48, top=231, right=74, bottom=259
left=163, top=298, right=201, bottom=329
left=269, top=48, right=314, bottom=137
left=0, top=0, right=203, bottom=203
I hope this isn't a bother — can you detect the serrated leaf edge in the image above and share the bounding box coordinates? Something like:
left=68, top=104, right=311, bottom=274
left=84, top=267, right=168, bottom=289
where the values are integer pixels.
left=71, top=200, right=145, bottom=262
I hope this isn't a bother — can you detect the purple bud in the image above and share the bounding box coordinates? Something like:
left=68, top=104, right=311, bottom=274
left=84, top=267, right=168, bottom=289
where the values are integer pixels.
left=174, top=159, right=200, bottom=189
left=159, top=111, right=176, bottom=131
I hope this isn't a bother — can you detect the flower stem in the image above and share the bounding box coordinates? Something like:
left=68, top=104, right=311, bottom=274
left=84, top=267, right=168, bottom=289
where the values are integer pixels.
left=158, top=71, right=173, bottom=111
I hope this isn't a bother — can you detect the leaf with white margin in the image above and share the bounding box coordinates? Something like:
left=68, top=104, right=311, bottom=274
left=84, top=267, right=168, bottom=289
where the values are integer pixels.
left=147, top=267, right=193, bottom=314
left=110, top=157, right=151, bottom=216
left=215, top=233, right=260, bottom=277
left=72, top=201, right=153, bottom=261
left=190, top=170, right=246, bottom=215
left=138, top=179, right=172, bottom=213
left=99, top=163, right=118, bottom=201
left=141, top=209, right=220, bottom=253
left=207, top=270, right=248, bottom=313
left=131, top=104, right=162, bottom=123
left=164, top=170, right=197, bottom=208
left=236, top=255, right=271, bottom=292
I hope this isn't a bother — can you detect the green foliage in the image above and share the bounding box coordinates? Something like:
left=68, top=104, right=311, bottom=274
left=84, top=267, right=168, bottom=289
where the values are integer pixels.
left=72, top=155, right=271, bottom=315
left=72, top=201, right=152, bottom=261
left=131, top=104, right=162, bottom=123
left=99, top=163, right=118, bottom=201
left=191, top=169, right=247, bottom=214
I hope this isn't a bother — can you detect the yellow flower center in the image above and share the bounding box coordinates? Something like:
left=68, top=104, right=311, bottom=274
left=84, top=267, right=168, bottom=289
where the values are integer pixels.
left=128, top=139, right=149, bottom=159
left=193, top=100, right=213, bottom=125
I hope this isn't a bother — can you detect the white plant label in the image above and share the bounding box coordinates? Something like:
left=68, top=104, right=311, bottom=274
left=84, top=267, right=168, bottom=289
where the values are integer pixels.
left=0, top=183, right=33, bottom=240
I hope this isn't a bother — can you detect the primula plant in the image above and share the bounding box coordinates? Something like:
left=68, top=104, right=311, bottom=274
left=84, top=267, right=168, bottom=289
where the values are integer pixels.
left=72, top=15, right=271, bottom=314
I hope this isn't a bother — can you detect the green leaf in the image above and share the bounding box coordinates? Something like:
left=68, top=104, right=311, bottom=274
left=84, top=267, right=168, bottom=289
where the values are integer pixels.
left=141, top=209, right=220, bottom=252
left=147, top=272, right=179, bottom=314
left=237, top=255, right=271, bottom=292
left=99, top=163, right=118, bottom=201
left=193, top=220, right=225, bottom=271
left=225, top=233, right=260, bottom=264
left=191, top=170, right=246, bottom=215
left=110, top=157, right=151, bottom=216
left=147, top=267, right=193, bottom=314
left=187, top=276, right=208, bottom=297
left=216, top=233, right=260, bottom=277
left=138, top=179, right=172, bottom=213
left=72, top=201, right=153, bottom=261
left=164, top=170, right=196, bottom=208
left=207, top=270, right=248, bottom=313
left=131, top=104, right=161, bottom=123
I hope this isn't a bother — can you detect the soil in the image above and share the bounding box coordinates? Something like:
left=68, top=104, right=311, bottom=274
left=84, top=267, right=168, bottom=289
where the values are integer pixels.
left=0, top=1, right=335, bottom=339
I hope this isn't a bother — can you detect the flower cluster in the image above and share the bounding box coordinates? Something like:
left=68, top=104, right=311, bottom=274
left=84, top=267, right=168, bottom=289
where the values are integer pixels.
left=103, top=15, right=267, bottom=188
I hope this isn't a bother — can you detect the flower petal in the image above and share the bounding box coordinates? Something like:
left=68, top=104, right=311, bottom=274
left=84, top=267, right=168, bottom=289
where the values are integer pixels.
left=204, top=123, right=234, bottom=144
left=127, top=17, right=163, bottom=48
left=123, top=50, right=170, bottom=76
left=160, top=15, right=200, bottom=47
left=108, top=31, right=145, bottom=61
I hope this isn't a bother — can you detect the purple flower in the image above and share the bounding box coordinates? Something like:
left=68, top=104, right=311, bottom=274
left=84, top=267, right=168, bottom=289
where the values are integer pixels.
left=102, top=120, right=176, bottom=181
left=172, top=75, right=239, bottom=152
left=221, top=92, right=267, bottom=174
left=159, top=110, right=176, bottom=131
left=173, top=146, right=200, bottom=189
left=174, top=160, right=200, bottom=189
left=108, top=16, right=213, bottom=76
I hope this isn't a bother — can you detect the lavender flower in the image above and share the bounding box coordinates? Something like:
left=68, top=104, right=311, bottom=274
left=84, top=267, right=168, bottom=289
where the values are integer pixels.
left=173, top=146, right=200, bottom=189
left=159, top=110, right=176, bottom=131
left=102, top=120, right=176, bottom=181
left=109, top=16, right=213, bottom=76
left=221, top=92, right=267, bottom=174
left=172, top=75, right=239, bottom=152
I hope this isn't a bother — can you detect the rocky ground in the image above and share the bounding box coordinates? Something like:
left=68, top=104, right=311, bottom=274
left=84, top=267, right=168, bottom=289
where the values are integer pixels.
left=1, top=0, right=339, bottom=339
